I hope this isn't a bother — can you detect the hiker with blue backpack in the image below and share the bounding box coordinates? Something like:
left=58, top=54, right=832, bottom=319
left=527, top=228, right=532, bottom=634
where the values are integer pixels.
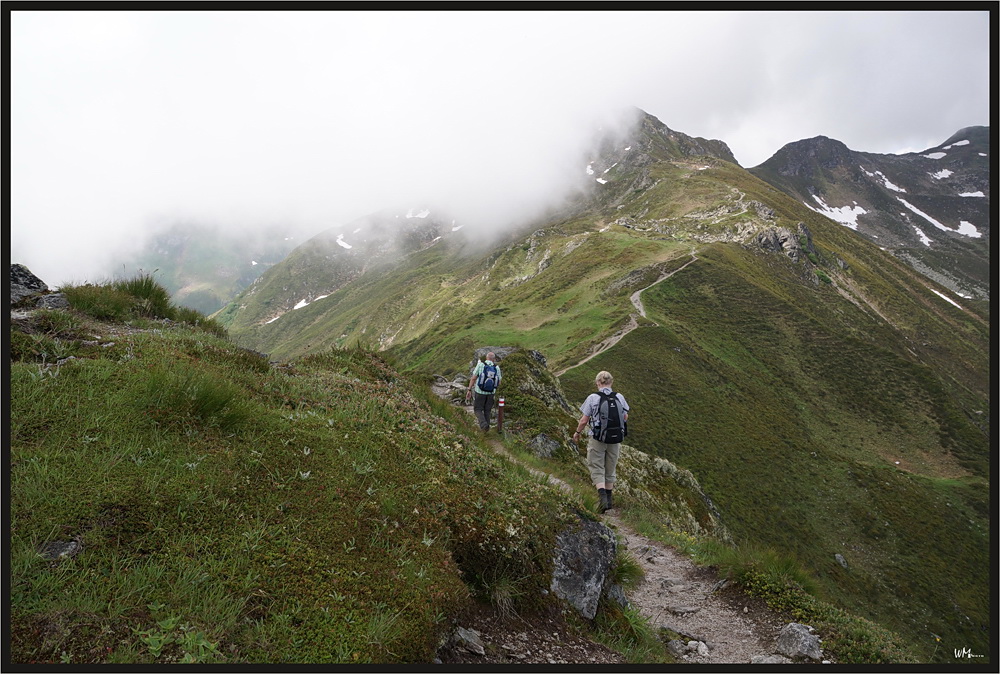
left=572, top=370, right=629, bottom=514
left=466, top=352, right=502, bottom=432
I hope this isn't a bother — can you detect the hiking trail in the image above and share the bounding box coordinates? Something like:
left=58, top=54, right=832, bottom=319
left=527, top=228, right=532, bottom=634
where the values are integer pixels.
left=555, top=251, right=699, bottom=377
left=435, top=399, right=790, bottom=665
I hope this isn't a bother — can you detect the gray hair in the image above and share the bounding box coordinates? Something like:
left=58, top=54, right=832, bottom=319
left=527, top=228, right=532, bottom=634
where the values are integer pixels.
left=595, top=371, right=613, bottom=387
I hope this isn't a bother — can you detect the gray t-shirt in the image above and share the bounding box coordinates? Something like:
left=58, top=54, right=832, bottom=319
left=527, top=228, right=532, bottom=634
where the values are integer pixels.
left=580, top=388, right=629, bottom=433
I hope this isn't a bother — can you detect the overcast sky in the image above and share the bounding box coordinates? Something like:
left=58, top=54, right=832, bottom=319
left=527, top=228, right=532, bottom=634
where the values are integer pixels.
left=8, top=9, right=991, bottom=287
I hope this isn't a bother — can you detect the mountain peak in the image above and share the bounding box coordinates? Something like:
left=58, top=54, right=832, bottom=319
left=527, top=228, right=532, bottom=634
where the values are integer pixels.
left=758, top=136, right=855, bottom=176
left=932, top=125, right=989, bottom=153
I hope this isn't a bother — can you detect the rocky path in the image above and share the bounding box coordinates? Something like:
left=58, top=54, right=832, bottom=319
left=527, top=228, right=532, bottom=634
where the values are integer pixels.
left=602, top=509, right=785, bottom=664
left=437, top=400, right=791, bottom=665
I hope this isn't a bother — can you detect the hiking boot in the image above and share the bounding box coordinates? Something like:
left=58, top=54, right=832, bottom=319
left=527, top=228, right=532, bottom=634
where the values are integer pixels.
left=606, top=489, right=614, bottom=510
left=597, top=488, right=610, bottom=513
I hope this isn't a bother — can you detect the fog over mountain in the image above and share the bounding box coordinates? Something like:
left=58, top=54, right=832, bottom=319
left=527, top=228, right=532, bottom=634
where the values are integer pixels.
left=9, top=10, right=990, bottom=286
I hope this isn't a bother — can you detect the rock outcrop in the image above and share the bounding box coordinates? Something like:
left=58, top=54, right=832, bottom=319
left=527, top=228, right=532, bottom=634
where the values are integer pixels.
left=550, top=513, right=620, bottom=620
left=755, top=223, right=815, bottom=263
left=10, top=263, right=50, bottom=305
left=10, top=264, right=69, bottom=310
left=775, top=622, right=824, bottom=661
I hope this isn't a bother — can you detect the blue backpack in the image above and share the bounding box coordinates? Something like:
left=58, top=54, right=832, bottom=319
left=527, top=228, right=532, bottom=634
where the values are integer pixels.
left=477, top=362, right=498, bottom=393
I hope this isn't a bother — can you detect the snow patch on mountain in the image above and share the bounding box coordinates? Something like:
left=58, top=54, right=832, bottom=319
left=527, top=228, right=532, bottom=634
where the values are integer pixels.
left=805, top=196, right=867, bottom=230
left=913, top=226, right=933, bottom=247
left=861, top=166, right=905, bottom=192
left=897, top=197, right=982, bottom=238
left=294, top=294, right=330, bottom=311
left=930, top=288, right=963, bottom=309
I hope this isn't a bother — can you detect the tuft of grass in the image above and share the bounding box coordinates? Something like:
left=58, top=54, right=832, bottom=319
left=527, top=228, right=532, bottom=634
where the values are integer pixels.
left=480, top=569, right=528, bottom=621
left=60, top=273, right=227, bottom=337
left=609, top=547, right=645, bottom=592
left=112, top=273, right=174, bottom=317
left=693, top=540, right=818, bottom=599
left=139, top=365, right=250, bottom=432
left=592, top=602, right=666, bottom=664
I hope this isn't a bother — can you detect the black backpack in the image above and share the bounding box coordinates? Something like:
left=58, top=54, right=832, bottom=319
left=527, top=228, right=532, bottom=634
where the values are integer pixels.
left=477, top=362, right=498, bottom=393
left=594, top=391, right=625, bottom=444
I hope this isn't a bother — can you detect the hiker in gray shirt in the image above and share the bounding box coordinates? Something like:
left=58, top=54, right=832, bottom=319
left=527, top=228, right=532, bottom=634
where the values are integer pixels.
left=573, top=370, right=629, bottom=513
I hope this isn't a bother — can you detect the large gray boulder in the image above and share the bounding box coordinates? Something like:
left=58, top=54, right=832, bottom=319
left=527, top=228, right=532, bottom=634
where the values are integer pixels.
left=775, top=622, right=823, bottom=660
left=550, top=514, right=617, bottom=620
left=10, top=263, right=49, bottom=305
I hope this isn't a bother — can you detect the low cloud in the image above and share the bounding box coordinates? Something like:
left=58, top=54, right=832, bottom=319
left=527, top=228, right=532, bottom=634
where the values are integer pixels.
left=10, top=10, right=989, bottom=286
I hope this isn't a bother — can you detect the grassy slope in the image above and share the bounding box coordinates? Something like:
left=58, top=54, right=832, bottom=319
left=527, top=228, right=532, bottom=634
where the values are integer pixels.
left=558, top=240, right=990, bottom=661
left=9, top=310, right=590, bottom=664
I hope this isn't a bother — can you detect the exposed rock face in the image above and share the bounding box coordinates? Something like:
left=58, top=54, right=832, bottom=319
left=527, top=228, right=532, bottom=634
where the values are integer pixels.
left=775, top=622, right=823, bottom=660
left=756, top=227, right=798, bottom=261
left=35, top=294, right=70, bottom=309
left=10, top=264, right=70, bottom=310
left=550, top=514, right=618, bottom=620
left=10, top=264, right=49, bottom=305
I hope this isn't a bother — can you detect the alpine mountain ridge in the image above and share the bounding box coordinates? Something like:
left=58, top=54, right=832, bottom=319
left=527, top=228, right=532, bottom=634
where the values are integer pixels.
left=214, top=107, right=989, bottom=663
left=749, top=127, right=989, bottom=299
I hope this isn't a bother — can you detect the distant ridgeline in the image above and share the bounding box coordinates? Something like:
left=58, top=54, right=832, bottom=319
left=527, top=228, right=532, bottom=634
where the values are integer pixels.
left=749, top=126, right=990, bottom=300
left=108, top=222, right=302, bottom=315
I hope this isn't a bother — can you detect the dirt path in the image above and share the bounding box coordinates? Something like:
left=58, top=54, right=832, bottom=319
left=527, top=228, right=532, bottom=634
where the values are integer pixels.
left=555, top=252, right=698, bottom=377
left=629, top=252, right=699, bottom=319
left=443, top=401, right=787, bottom=665
left=602, top=509, right=785, bottom=663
